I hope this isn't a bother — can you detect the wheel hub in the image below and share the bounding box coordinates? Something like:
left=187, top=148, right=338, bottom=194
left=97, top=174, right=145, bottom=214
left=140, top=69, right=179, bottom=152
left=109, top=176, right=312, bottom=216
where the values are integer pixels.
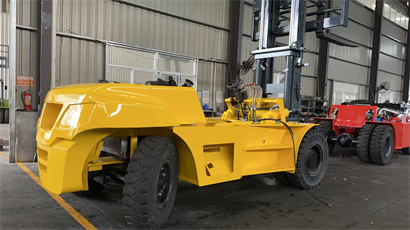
left=383, top=136, right=392, bottom=157
left=306, top=145, right=323, bottom=176
left=157, top=163, right=171, bottom=207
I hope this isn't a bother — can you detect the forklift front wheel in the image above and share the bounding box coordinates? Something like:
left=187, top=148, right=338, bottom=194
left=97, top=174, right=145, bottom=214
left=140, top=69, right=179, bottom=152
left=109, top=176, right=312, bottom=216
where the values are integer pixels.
left=123, top=136, right=179, bottom=229
left=287, top=129, right=328, bottom=190
left=317, top=120, right=335, bottom=155
left=370, top=125, right=394, bottom=165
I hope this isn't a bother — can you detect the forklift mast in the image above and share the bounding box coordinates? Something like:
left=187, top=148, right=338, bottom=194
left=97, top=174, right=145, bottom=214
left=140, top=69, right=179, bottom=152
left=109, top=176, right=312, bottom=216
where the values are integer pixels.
left=251, top=0, right=356, bottom=121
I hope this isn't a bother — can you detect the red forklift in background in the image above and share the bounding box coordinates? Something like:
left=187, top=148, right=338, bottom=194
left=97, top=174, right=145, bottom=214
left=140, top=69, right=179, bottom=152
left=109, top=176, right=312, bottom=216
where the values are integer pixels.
left=315, top=101, right=410, bottom=165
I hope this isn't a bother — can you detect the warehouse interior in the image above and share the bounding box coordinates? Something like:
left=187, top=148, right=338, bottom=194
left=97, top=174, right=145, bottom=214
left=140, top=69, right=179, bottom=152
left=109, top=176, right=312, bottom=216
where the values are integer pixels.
left=0, top=0, right=409, bottom=229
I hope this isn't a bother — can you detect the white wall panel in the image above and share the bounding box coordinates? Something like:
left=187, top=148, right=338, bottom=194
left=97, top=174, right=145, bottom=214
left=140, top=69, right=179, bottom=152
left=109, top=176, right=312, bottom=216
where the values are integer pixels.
left=304, top=32, right=319, bottom=52
left=243, top=4, right=253, bottom=36
left=301, top=77, right=316, bottom=96
left=377, top=71, right=402, bottom=91
left=129, top=0, right=230, bottom=28
left=55, top=37, right=105, bottom=86
left=328, top=58, right=369, bottom=85
left=57, top=0, right=229, bottom=61
left=380, top=36, right=406, bottom=59
left=16, top=30, right=37, bottom=109
left=14, top=0, right=405, bottom=106
left=0, top=13, right=8, bottom=45
left=109, top=67, right=132, bottom=83
left=378, top=54, right=404, bottom=76
left=329, top=44, right=370, bottom=66
left=109, top=47, right=155, bottom=69
left=332, top=20, right=372, bottom=47
left=301, top=53, right=318, bottom=77
left=273, top=56, right=287, bottom=73
left=0, top=12, right=9, bottom=99
left=213, top=63, right=227, bottom=112
left=332, top=80, right=367, bottom=104
left=14, top=0, right=38, bottom=108
left=16, top=0, right=37, bottom=28
left=382, top=19, right=407, bottom=43
left=348, top=0, right=373, bottom=27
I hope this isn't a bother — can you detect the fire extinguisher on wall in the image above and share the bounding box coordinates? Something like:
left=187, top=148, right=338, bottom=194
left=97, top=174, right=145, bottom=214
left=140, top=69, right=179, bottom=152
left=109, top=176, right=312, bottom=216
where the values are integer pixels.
left=21, top=90, right=32, bottom=111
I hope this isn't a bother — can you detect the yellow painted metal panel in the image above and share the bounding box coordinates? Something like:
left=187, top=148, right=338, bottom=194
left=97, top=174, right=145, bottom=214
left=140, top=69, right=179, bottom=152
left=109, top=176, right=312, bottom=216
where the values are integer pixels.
left=37, top=83, right=205, bottom=145
left=37, top=130, right=112, bottom=194
left=173, top=122, right=314, bottom=186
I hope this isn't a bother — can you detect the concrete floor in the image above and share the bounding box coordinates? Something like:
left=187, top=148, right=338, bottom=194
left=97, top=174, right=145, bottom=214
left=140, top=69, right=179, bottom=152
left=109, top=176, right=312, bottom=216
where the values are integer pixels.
left=1, top=144, right=409, bottom=229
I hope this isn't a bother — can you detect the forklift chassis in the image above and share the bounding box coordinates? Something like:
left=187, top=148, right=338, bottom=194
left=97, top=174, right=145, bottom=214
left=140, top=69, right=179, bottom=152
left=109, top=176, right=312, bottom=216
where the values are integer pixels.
left=315, top=104, right=410, bottom=165
left=36, top=83, right=328, bottom=228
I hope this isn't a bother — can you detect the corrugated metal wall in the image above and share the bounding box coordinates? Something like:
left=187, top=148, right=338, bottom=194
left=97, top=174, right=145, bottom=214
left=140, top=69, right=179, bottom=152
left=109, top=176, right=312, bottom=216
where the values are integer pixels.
left=14, top=0, right=231, bottom=110
left=15, top=29, right=37, bottom=109
left=16, top=0, right=36, bottom=27
left=56, top=0, right=230, bottom=110
left=56, top=0, right=229, bottom=61
left=330, top=0, right=409, bottom=103
left=14, top=0, right=37, bottom=109
left=378, top=18, right=407, bottom=102
left=56, top=37, right=105, bottom=86
left=0, top=12, right=9, bottom=100
left=329, top=0, right=373, bottom=88
left=12, top=0, right=409, bottom=108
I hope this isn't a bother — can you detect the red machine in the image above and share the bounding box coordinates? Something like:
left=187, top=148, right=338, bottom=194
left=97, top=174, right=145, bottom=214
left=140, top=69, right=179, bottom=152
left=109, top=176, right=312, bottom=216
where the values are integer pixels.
left=21, top=90, right=32, bottom=111
left=315, top=104, right=410, bottom=165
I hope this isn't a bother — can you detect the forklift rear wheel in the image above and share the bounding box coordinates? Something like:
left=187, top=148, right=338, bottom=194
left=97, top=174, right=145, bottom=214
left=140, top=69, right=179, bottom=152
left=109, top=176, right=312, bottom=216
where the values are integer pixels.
left=357, top=124, right=376, bottom=163
left=370, top=125, right=394, bottom=165
left=286, top=128, right=328, bottom=190
left=123, top=136, right=179, bottom=229
left=401, top=147, right=410, bottom=155
left=317, top=121, right=335, bottom=155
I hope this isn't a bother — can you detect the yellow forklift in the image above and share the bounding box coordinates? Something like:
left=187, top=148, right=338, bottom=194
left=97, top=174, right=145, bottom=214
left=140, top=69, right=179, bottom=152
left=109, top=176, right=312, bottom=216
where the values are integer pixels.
left=36, top=0, right=355, bottom=228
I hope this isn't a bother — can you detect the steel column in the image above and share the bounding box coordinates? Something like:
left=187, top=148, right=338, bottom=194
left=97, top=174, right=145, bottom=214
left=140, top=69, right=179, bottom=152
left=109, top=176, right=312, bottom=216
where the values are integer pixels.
left=227, top=0, right=244, bottom=97
left=402, top=6, right=409, bottom=102
left=317, top=40, right=329, bottom=99
left=1, top=0, right=8, bottom=12
left=38, top=0, right=55, bottom=109
left=317, top=0, right=330, bottom=99
left=9, top=0, right=16, bottom=162
left=368, top=0, right=384, bottom=103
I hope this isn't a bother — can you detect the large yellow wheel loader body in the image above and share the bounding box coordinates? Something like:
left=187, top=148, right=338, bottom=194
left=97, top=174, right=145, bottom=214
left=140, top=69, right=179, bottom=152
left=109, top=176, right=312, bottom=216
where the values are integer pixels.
left=36, top=83, right=315, bottom=194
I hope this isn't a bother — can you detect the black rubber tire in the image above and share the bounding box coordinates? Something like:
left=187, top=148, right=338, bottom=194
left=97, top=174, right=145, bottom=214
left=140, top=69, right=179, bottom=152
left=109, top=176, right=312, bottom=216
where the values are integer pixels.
left=370, top=125, right=394, bottom=165
left=357, top=124, right=376, bottom=163
left=401, top=147, right=410, bottom=155
left=286, top=128, right=328, bottom=190
left=123, top=136, right=179, bottom=229
left=316, top=121, right=335, bottom=155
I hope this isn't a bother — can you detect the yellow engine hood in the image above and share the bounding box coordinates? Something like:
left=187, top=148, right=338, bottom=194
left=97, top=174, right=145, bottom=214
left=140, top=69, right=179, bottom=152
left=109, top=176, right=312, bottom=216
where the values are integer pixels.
left=37, top=83, right=206, bottom=145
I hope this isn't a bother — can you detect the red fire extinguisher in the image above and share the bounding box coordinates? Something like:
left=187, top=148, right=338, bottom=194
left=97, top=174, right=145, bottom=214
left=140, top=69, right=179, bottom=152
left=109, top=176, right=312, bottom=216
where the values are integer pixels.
left=21, top=90, right=32, bottom=111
